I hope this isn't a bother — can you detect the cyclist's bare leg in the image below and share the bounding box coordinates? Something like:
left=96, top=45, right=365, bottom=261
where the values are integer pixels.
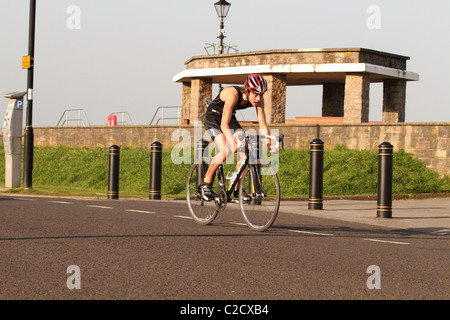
left=203, top=133, right=233, bottom=184
left=234, top=130, right=246, bottom=191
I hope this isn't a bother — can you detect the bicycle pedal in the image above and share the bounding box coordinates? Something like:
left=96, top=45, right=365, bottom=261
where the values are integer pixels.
left=193, top=192, right=201, bottom=200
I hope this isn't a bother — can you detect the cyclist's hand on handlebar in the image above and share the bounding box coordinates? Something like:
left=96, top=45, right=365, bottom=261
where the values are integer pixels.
left=269, top=145, right=280, bottom=154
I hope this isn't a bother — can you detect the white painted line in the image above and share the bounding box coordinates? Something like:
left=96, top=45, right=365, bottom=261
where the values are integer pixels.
left=174, top=215, right=193, bottom=219
left=289, top=229, right=334, bottom=236
left=230, top=222, right=247, bottom=226
left=49, top=201, right=73, bottom=205
left=87, top=205, right=113, bottom=209
left=126, top=209, right=155, bottom=214
left=13, top=198, right=36, bottom=201
left=364, top=239, right=410, bottom=245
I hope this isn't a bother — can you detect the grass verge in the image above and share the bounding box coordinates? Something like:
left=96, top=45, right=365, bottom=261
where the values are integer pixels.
left=0, top=145, right=448, bottom=199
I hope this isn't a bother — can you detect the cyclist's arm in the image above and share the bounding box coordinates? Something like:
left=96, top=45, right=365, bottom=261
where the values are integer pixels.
left=220, top=88, right=239, bottom=150
left=255, top=102, right=271, bottom=148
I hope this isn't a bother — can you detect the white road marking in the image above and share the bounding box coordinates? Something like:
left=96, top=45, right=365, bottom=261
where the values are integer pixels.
left=126, top=209, right=155, bottom=214
left=364, top=239, right=410, bottom=245
left=49, top=201, right=73, bottom=204
left=289, top=229, right=334, bottom=236
left=87, top=205, right=113, bottom=209
left=230, top=222, right=247, bottom=226
left=174, top=215, right=193, bottom=219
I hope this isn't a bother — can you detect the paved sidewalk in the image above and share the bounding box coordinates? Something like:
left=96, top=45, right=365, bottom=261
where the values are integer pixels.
left=279, top=197, right=450, bottom=236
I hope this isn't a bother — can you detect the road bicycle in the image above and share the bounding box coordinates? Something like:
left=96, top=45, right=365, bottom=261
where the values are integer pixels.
left=186, top=133, right=284, bottom=232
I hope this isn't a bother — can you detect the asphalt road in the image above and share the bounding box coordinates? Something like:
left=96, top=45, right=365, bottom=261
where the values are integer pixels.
left=0, top=194, right=448, bottom=302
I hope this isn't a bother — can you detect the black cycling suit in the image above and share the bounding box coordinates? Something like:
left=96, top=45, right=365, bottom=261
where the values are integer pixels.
left=204, top=86, right=253, bottom=141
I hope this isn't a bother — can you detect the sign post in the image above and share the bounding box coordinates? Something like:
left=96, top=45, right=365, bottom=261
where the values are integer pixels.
left=23, top=0, right=36, bottom=189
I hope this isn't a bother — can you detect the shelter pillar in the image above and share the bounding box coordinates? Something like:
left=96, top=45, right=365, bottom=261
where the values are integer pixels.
left=263, top=73, right=286, bottom=124
left=189, top=77, right=212, bottom=123
left=322, top=83, right=345, bottom=117
left=181, top=82, right=191, bottom=124
left=383, top=79, right=406, bottom=123
left=344, top=73, right=370, bottom=123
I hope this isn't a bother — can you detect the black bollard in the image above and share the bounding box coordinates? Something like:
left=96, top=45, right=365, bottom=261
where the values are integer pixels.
left=309, top=139, right=324, bottom=210
left=377, top=142, right=393, bottom=218
left=108, top=145, right=120, bottom=199
left=149, top=141, right=162, bottom=200
left=196, top=139, right=209, bottom=188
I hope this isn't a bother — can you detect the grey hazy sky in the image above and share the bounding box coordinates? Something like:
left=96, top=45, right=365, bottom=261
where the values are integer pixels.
left=1, top=0, right=449, bottom=127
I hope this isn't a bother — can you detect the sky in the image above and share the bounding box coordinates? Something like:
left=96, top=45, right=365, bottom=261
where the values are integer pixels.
left=0, top=0, right=449, bottom=127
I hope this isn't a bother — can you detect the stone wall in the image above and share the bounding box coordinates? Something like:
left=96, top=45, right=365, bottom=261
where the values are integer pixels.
left=1, top=123, right=448, bottom=175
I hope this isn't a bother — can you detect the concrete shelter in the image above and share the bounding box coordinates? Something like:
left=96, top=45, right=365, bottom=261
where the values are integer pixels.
left=173, top=48, right=419, bottom=124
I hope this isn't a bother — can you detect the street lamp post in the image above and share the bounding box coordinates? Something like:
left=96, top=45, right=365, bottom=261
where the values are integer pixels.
left=24, top=0, right=36, bottom=189
left=214, top=0, right=231, bottom=90
left=214, top=0, right=231, bottom=54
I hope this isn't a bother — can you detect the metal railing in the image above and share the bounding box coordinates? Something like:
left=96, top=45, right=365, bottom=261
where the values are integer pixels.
left=56, top=109, right=90, bottom=127
left=149, top=106, right=181, bottom=125
left=111, top=111, right=133, bottom=125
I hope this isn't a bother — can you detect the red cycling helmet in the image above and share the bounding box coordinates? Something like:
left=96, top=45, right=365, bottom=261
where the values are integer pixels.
left=244, top=74, right=268, bottom=95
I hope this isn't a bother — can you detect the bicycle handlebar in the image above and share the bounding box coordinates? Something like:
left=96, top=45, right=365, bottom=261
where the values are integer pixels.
left=243, top=134, right=285, bottom=151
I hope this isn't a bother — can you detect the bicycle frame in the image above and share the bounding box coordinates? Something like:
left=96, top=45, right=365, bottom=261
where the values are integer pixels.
left=214, top=135, right=267, bottom=202
left=198, top=133, right=283, bottom=202
left=216, top=143, right=250, bottom=200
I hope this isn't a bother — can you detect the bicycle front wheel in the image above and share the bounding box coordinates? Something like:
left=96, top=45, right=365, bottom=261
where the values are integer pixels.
left=186, top=159, right=220, bottom=225
left=239, top=160, right=280, bottom=232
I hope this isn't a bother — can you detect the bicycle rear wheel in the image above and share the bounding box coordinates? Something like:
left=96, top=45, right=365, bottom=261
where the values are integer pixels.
left=239, top=160, right=280, bottom=231
left=186, top=159, right=222, bottom=225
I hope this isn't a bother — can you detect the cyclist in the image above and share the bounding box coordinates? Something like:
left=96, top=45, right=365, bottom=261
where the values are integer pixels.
left=201, top=73, right=279, bottom=201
